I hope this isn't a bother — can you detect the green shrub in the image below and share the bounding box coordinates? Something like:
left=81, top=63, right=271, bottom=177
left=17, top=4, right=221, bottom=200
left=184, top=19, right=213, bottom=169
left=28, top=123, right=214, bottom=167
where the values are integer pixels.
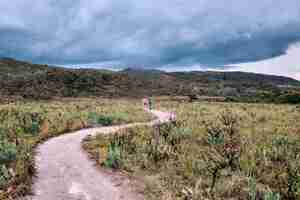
left=201, top=110, right=242, bottom=193
left=264, top=135, right=300, bottom=199
left=286, top=161, right=300, bottom=199
left=0, top=165, right=10, bottom=188
left=207, top=124, right=225, bottom=145
left=88, top=112, right=114, bottom=126
left=268, top=136, right=290, bottom=162
left=104, top=142, right=121, bottom=169
left=88, top=112, right=98, bottom=124
left=169, top=127, right=192, bottom=145
left=142, top=124, right=190, bottom=164
left=158, top=124, right=192, bottom=147
left=248, top=176, right=257, bottom=200
left=24, top=121, right=40, bottom=135
left=96, top=115, right=113, bottom=126
left=0, top=139, right=17, bottom=165
left=206, top=110, right=241, bottom=169
left=264, top=191, right=281, bottom=200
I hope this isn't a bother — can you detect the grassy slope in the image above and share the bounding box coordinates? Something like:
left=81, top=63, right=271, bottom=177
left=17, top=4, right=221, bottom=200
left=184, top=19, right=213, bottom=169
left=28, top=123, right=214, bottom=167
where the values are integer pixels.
left=0, top=98, right=151, bottom=199
left=83, top=100, right=300, bottom=200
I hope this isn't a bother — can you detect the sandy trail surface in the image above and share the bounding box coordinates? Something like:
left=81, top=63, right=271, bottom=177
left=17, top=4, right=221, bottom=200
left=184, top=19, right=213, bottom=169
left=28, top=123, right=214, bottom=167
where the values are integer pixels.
left=23, top=110, right=171, bottom=200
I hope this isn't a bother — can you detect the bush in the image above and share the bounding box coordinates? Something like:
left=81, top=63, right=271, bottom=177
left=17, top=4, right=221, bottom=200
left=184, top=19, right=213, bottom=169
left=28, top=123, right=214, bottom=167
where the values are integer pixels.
left=103, top=142, right=121, bottom=169
left=87, top=112, right=98, bottom=124
left=264, top=135, right=300, bottom=199
left=88, top=112, right=114, bottom=126
left=24, top=121, right=40, bottom=135
left=96, top=115, right=113, bottom=126
left=202, top=110, right=242, bottom=193
left=92, top=123, right=191, bottom=169
left=264, top=191, right=281, bottom=200
left=248, top=176, right=257, bottom=200
left=207, top=124, right=225, bottom=145
left=0, top=140, right=17, bottom=165
left=268, top=136, right=290, bottom=162
left=0, top=165, right=10, bottom=188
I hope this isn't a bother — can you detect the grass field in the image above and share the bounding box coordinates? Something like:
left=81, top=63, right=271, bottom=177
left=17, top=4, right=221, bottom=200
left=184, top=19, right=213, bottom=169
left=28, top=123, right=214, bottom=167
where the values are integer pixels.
left=0, top=98, right=151, bottom=199
left=83, top=100, right=300, bottom=200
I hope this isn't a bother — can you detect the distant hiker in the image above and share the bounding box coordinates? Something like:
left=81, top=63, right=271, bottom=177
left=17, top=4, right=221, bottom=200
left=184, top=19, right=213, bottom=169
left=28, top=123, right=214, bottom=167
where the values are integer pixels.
left=142, top=97, right=154, bottom=110
left=142, top=98, right=149, bottom=110
left=169, top=112, right=176, bottom=122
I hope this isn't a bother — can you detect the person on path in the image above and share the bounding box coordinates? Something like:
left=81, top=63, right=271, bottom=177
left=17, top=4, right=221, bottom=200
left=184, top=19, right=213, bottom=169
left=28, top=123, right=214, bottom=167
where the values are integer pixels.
left=142, top=98, right=149, bottom=110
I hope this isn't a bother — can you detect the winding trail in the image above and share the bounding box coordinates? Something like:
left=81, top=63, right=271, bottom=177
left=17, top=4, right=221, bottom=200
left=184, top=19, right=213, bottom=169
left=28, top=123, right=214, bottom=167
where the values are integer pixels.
left=24, top=110, right=172, bottom=200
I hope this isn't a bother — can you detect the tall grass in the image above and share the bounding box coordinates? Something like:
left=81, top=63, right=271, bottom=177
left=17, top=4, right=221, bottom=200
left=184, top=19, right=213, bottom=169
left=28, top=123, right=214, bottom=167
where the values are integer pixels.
left=83, top=101, right=300, bottom=200
left=0, top=98, right=151, bottom=199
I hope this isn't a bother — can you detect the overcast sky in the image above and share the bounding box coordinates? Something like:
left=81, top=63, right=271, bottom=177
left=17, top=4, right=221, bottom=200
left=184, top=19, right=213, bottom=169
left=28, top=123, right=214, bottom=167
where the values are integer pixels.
left=1, top=0, right=300, bottom=79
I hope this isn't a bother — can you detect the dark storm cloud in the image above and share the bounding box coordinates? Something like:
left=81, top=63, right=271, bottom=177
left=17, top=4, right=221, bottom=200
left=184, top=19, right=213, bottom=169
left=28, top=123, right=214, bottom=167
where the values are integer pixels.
left=1, top=0, right=300, bottom=68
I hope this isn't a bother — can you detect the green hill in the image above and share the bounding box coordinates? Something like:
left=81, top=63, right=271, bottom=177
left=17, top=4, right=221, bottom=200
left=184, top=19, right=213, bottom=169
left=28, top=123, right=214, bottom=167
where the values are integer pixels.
left=0, top=58, right=299, bottom=103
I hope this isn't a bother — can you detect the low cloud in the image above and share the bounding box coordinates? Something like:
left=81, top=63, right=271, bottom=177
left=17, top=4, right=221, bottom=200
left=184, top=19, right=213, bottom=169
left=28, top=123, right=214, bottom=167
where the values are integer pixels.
left=228, top=42, right=300, bottom=80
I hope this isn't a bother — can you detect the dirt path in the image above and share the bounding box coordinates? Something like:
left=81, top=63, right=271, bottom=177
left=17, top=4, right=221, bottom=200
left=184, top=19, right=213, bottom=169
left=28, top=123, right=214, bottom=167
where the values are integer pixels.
left=24, top=110, right=172, bottom=200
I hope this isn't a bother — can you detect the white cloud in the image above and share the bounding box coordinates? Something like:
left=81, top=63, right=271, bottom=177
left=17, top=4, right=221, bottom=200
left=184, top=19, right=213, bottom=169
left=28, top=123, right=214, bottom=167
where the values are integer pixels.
left=227, top=42, right=300, bottom=80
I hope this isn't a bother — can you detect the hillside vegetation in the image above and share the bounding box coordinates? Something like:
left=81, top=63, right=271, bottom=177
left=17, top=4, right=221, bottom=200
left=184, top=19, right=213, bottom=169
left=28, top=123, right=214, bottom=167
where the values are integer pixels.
left=1, top=58, right=300, bottom=103
left=0, top=57, right=299, bottom=199
left=0, top=98, right=151, bottom=199
left=83, top=100, right=300, bottom=200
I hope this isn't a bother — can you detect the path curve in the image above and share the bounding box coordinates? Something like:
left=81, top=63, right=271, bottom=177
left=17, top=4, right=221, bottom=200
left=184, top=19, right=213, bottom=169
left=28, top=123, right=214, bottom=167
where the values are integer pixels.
left=24, top=110, right=172, bottom=200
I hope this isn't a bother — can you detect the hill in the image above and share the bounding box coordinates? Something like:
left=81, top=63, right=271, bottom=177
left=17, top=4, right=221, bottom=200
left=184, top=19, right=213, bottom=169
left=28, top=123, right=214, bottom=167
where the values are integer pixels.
left=0, top=58, right=300, bottom=103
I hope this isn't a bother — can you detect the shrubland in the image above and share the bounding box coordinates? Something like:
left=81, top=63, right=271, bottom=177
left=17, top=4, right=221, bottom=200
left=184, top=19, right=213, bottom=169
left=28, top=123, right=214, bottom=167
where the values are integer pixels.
left=1, top=58, right=300, bottom=103
left=0, top=98, right=151, bottom=199
left=83, top=101, right=300, bottom=200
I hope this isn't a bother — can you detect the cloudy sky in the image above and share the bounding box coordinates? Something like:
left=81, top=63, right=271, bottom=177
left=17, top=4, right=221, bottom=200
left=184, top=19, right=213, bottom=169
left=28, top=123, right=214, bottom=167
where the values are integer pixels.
left=1, top=0, right=300, bottom=79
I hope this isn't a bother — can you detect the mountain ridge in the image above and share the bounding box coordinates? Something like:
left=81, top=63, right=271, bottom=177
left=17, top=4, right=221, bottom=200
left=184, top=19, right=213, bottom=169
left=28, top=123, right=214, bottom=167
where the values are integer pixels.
left=0, top=58, right=299, bottom=103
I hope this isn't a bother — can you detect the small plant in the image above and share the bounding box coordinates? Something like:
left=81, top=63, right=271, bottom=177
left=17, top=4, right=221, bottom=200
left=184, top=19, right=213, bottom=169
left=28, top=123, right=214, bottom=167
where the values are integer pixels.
left=265, top=135, right=300, bottom=199
left=96, top=115, right=113, bottom=126
left=25, top=121, right=40, bottom=135
left=104, top=142, right=121, bottom=169
left=144, top=124, right=190, bottom=163
left=166, top=126, right=192, bottom=147
left=32, top=121, right=40, bottom=133
left=207, top=124, right=224, bottom=145
left=264, top=191, right=280, bottom=200
left=248, top=176, right=257, bottom=200
left=88, top=112, right=99, bottom=124
left=269, top=136, right=290, bottom=161
left=286, top=160, right=300, bottom=199
left=0, top=165, right=10, bottom=188
left=88, top=112, right=114, bottom=126
left=145, top=125, right=169, bottom=163
left=0, top=139, right=17, bottom=165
